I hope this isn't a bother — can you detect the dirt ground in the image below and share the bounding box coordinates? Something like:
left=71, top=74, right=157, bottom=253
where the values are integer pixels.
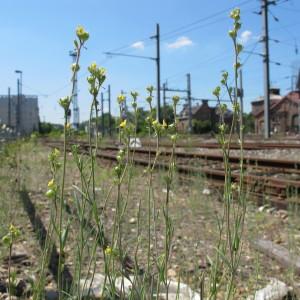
left=0, top=138, right=300, bottom=299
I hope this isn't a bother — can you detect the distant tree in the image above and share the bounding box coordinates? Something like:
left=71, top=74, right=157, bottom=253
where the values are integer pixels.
left=39, top=122, right=63, bottom=135
left=243, top=112, right=254, bottom=133
left=192, top=119, right=212, bottom=134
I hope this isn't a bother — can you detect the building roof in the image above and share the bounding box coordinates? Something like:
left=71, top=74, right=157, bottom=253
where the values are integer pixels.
left=253, top=91, right=300, bottom=118
left=252, top=93, right=283, bottom=104
left=179, top=102, right=209, bottom=119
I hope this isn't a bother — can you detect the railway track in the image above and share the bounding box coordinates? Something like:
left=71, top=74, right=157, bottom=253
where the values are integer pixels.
left=43, top=139, right=300, bottom=209
left=137, top=139, right=300, bottom=150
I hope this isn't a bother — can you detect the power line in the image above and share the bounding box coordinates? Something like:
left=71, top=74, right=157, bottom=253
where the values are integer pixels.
left=104, top=0, right=256, bottom=57
left=33, top=0, right=259, bottom=101
left=160, top=0, right=254, bottom=40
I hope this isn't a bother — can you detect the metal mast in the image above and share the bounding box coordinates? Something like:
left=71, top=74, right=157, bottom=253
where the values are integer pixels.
left=187, top=73, right=192, bottom=133
left=69, top=50, right=79, bottom=129
left=155, top=24, right=161, bottom=122
left=262, top=0, right=271, bottom=138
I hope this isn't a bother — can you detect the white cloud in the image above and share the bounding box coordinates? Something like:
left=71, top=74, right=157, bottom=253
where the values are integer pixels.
left=239, top=30, right=253, bottom=44
left=131, top=41, right=144, bottom=50
left=167, top=36, right=193, bottom=49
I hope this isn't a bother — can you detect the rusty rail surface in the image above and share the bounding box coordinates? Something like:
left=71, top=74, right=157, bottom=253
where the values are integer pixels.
left=43, top=139, right=300, bottom=209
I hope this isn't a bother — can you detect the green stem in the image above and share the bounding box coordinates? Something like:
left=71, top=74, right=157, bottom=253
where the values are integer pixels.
left=58, top=114, right=67, bottom=299
left=8, top=244, right=12, bottom=300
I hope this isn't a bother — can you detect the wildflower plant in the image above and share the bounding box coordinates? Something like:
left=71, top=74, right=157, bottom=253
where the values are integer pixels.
left=2, top=224, right=20, bottom=300
left=35, top=8, right=248, bottom=300
left=56, top=25, right=90, bottom=299
left=209, top=8, right=246, bottom=300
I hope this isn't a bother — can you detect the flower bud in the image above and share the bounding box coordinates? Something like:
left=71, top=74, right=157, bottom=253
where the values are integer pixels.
left=170, top=134, right=177, bottom=142
left=71, top=63, right=80, bottom=72
left=89, top=87, right=98, bottom=96
left=146, top=86, right=154, bottom=94
left=228, top=30, right=237, bottom=39
left=58, top=96, right=71, bottom=111
left=234, top=22, right=241, bottom=31
left=119, top=119, right=127, bottom=129
left=76, top=26, right=89, bottom=43
left=234, top=62, right=242, bottom=70
left=48, top=179, right=55, bottom=189
left=219, top=123, right=225, bottom=133
left=213, top=86, right=221, bottom=98
left=222, top=71, right=228, bottom=81
left=88, top=62, right=97, bottom=75
left=46, top=189, right=55, bottom=198
left=2, top=235, right=11, bottom=246
left=105, top=246, right=112, bottom=255
left=131, top=91, right=138, bottom=99
left=117, top=94, right=126, bottom=104
left=87, top=76, right=95, bottom=85
left=172, top=95, right=180, bottom=106
left=236, top=43, right=243, bottom=55
left=220, top=103, right=227, bottom=113
left=146, top=96, right=152, bottom=104
left=230, top=8, right=240, bottom=21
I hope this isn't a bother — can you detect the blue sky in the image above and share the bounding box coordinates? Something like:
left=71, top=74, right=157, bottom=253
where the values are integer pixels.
left=0, top=0, right=299, bottom=124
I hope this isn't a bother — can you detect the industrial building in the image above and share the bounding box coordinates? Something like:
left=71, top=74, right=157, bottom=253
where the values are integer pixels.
left=178, top=100, right=233, bottom=133
left=0, top=94, right=39, bottom=135
left=252, top=89, right=300, bottom=135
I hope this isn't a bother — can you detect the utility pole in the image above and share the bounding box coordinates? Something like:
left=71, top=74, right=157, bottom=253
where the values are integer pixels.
left=162, top=83, right=166, bottom=120
left=104, top=24, right=161, bottom=120
left=15, top=70, right=22, bottom=134
left=262, top=0, right=271, bottom=138
left=297, top=70, right=300, bottom=132
left=187, top=73, right=192, bottom=133
left=152, top=24, right=161, bottom=122
left=8, top=87, right=11, bottom=128
left=69, top=50, right=80, bottom=129
left=101, top=92, right=105, bottom=136
left=17, top=79, right=20, bottom=133
left=108, top=84, right=112, bottom=136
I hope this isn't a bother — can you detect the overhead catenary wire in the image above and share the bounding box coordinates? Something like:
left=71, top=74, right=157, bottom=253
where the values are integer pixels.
left=27, top=0, right=259, bottom=101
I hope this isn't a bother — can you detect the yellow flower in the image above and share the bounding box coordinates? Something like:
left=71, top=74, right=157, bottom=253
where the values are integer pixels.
left=119, top=119, right=127, bottom=129
left=76, top=26, right=89, bottom=43
left=48, top=179, right=55, bottom=189
left=117, top=94, right=126, bottom=104
left=152, top=120, right=158, bottom=126
left=105, top=246, right=112, bottom=255
left=9, top=224, right=20, bottom=238
left=54, top=148, right=60, bottom=157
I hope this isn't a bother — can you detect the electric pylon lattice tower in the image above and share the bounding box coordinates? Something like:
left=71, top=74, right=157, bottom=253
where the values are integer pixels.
left=69, top=50, right=79, bottom=129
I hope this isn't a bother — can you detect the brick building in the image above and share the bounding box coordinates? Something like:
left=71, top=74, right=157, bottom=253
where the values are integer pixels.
left=178, top=100, right=213, bottom=132
left=178, top=100, right=232, bottom=133
left=0, top=95, right=39, bottom=135
left=252, top=88, right=300, bottom=134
